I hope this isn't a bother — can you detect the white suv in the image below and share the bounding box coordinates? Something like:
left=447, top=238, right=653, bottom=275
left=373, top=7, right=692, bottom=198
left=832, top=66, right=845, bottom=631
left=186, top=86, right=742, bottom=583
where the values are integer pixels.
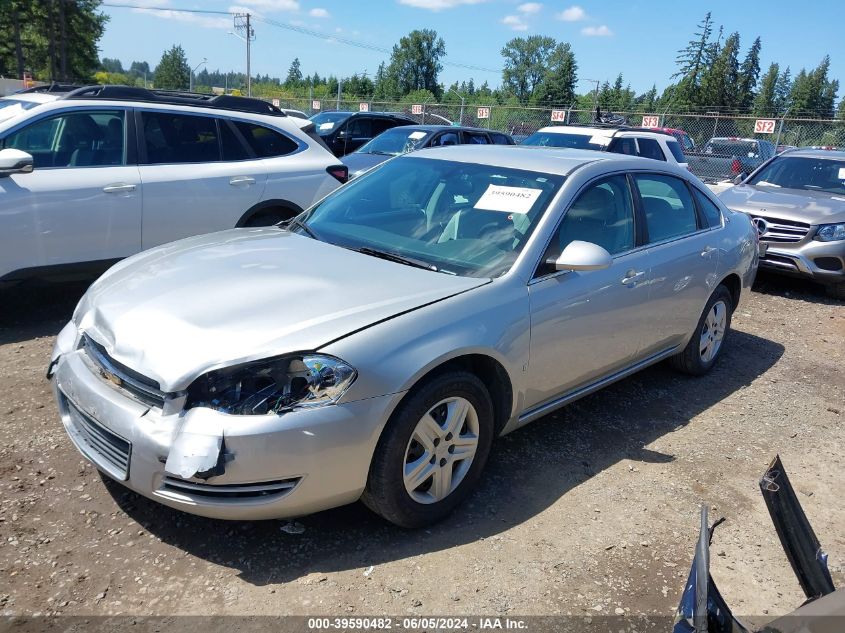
left=0, top=86, right=348, bottom=284
left=522, top=125, right=689, bottom=170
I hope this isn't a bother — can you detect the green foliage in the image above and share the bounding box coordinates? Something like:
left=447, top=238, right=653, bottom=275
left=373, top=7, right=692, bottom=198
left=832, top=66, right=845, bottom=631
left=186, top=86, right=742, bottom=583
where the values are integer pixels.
left=699, top=32, right=741, bottom=111
left=285, top=57, right=302, bottom=87
left=0, top=0, right=107, bottom=81
left=501, top=35, right=556, bottom=103
left=753, top=63, right=780, bottom=117
left=154, top=45, right=190, bottom=90
left=789, top=56, right=839, bottom=117
left=384, top=29, right=446, bottom=99
left=533, top=42, right=577, bottom=107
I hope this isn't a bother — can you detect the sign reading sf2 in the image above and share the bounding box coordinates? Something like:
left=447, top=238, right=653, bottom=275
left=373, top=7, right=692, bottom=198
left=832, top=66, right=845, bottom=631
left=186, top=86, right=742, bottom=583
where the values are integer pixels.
left=754, top=119, right=776, bottom=134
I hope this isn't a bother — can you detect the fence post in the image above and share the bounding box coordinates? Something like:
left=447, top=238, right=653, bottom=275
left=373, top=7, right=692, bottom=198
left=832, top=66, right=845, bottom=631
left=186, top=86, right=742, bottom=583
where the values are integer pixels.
left=773, top=114, right=786, bottom=149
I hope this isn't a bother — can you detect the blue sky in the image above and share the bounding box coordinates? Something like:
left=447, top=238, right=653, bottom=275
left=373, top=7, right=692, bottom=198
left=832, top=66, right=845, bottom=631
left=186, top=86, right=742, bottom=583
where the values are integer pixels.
left=99, top=0, right=844, bottom=97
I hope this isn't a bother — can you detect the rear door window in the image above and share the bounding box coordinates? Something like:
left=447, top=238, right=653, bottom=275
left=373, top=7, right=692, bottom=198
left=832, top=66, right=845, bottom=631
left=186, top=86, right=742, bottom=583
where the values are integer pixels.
left=666, top=140, right=686, bottom=163
left=634, top=174, right=699, bottom=243
left=463, top=131, right=490, bottom=144
left=636, top=137, right=666, bottom=161
left=141, top=111, right=220, bottom=164
left=371, top=118, right=400, bottom=136
left=233, top=121, right=298, bottom=157
left=608, top=137, right=638, bottom=156
left=489, top=132, right=512, bottom=145
left=431, top=131, right=460, bottom=147
left=220, top=120, right=252, bottom=161
left=346, top=117, right=372, bottom=139
left=692, top=187, right=723, bottom=228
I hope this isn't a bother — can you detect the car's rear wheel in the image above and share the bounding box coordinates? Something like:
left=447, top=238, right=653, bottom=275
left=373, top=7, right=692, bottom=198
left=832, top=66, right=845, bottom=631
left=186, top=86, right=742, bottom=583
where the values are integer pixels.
left=362, top=371, right=494, bottom=528
left=825, top=281, right=845, bottom=301
left=670, top=285, right=733, bottom=376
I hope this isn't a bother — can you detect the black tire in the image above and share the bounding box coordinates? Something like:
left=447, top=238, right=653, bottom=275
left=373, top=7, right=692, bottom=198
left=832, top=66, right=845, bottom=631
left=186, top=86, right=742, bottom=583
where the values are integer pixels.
left=670, top=284, right=733, bottom=376
left=362, top=370, right=494, bottom=528
left=825, top=282, right=845, bottom=301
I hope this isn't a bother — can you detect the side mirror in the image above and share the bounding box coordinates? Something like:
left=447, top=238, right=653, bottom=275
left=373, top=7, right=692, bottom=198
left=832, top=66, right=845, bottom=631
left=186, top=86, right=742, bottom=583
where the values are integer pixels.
left=546, top=240, right=612, bottom=272
left=732, top=174, right=744, bottom=185
left=0, top=148, right=34, bottom=177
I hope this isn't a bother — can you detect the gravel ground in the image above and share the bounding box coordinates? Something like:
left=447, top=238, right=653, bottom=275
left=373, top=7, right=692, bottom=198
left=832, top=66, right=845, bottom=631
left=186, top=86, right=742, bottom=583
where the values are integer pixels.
left=0, top=272, right=843, bottom=623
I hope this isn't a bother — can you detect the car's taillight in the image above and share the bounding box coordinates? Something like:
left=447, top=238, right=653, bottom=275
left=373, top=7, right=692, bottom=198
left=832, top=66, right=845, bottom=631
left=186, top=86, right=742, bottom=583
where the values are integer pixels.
left=327, top=165, right=348, bottom=184
left=731, top=159, right=742, bottom=174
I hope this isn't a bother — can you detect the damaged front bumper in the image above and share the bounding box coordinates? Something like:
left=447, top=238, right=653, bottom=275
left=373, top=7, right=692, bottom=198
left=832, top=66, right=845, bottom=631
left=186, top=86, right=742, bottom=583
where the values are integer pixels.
left=51, top=340, right=404, bottom=521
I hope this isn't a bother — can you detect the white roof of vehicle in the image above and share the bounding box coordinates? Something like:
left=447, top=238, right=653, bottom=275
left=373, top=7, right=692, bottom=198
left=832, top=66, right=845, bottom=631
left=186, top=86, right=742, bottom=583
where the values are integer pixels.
left=2, top=92, right=61, bottom=104
left=536, top=125, right=674, bottom=143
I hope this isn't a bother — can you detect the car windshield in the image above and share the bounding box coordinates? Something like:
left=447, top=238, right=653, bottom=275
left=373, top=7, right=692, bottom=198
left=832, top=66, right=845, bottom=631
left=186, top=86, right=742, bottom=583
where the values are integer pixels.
left=748, top=156, right=845, bottom=195
left=310, top=111, right=352, bottom=134
left=521, top=131, right=609, bottom=151
left=355, top=128, right=430, bottom=156
left=298, top=157, right=564, bottom=278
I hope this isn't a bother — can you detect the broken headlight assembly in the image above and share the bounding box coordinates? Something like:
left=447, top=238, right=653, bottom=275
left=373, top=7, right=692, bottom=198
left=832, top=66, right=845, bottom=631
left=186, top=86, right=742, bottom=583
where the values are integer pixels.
left=185, top=355, right=356, bottom=415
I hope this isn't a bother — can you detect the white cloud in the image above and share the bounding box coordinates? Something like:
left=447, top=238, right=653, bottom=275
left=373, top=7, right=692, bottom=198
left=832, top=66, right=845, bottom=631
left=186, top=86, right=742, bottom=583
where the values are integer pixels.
left=581, top=24, right=612, bottom=36
left=557, top=5, right=586, bottom=21
left=517, top=2, right=541, bottom=13
left=309, top=7, right=330, bottom=17
left=501, top=14, right=528, bottom=31
left=398, top=0, right=486, bottom=11
left=132, top=6, right=230, bottom=29
left=236, top=0, right=299, bottom=11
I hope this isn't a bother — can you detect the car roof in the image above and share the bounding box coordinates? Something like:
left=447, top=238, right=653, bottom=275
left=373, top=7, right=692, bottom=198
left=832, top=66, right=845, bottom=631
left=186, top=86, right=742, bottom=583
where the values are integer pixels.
left=383, top=124, right=510, bottom=134
left=407, top=144, right=638, bottom=176
left=782, top=148, right=845, bottom=159
left=3, top=93, right=59, bottom=104
left=536, top=125, right=672, bottom=140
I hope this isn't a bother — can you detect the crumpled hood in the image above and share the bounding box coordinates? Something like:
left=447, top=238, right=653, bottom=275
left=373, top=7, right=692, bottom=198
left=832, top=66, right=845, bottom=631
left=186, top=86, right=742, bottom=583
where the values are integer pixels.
left=719, top=185, right=845, bottom=224
left=74, top=229, right=487, bottom=391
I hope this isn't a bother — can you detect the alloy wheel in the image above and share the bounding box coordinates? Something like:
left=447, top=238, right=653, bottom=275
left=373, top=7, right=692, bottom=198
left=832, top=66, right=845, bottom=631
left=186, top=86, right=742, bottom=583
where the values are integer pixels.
left=699, top=300, right=727, bottom=363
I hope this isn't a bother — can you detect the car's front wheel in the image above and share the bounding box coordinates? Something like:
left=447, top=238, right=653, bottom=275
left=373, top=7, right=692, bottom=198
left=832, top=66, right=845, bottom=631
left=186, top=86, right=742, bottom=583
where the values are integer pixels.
left=362, top=370, right=494, bottom=528
left=670, top=285, right=733, bottom=376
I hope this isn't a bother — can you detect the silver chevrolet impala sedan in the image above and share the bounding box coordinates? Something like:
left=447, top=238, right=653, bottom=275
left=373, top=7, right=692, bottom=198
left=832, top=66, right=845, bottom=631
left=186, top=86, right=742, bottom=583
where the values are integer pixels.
left=49, top=146, right=758, bottom=528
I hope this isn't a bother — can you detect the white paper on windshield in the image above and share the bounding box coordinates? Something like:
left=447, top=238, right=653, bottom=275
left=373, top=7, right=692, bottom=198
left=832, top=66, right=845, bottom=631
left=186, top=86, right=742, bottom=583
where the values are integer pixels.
left=319, top=122, right=335, bottom=131
left=589, top=135, right=611, bottom=146
left=408, top=131, right=427, bottom=140
left=838, top=168, right=845, bottom=180
left=473, top=184, right=541, bottom=214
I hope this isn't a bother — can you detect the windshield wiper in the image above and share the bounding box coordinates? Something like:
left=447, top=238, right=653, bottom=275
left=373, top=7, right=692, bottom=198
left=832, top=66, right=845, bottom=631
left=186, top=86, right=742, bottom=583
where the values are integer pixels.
left=281, top=216, right=318, bottom=239
left=352, top=246, right=438, bottom=271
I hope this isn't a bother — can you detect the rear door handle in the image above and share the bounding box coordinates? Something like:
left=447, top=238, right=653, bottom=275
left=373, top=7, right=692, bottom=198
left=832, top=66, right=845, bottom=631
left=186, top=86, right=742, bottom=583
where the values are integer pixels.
left=229, top=176, right=256, bottom=186
left=102, top=183, right=136, bottom=194
left=621, top=270, right=645, bottom=286
left=701, top=246, right=717, bottom=258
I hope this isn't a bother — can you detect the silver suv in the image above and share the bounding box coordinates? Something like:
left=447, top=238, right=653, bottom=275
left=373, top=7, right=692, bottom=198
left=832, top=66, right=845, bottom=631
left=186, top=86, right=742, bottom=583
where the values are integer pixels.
left=719, top=148, right=845, bottom=299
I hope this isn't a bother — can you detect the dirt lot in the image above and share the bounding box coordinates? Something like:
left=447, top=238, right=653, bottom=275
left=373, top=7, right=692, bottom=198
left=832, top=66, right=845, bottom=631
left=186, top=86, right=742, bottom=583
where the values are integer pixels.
left=1, top=272, right=843, bottom=622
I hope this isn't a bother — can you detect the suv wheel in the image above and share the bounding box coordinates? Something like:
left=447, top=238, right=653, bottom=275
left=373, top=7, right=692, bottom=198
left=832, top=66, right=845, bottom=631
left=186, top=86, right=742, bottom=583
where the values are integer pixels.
left=670, top=285, right=733, bottom=376
left=362, top=371, right=494, bottom=528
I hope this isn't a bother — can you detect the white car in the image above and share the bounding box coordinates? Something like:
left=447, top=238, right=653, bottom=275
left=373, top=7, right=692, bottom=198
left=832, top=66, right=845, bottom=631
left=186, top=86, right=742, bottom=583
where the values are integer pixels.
left=0, top=92, right=62, bottom=123
left=0, top=85, right=348, bottom=284
left=522, top=125, right=689, bottom=170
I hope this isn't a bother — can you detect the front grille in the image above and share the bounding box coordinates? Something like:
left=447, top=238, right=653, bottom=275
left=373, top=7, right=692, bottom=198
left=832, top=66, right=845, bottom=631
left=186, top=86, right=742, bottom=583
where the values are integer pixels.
left=753, top=215, right=810, bottom=243
left=64, top=396, right=131, bottom=479
left=160, top=476, right=300, bottom=500
left=81, top=335, right=166, bottom=409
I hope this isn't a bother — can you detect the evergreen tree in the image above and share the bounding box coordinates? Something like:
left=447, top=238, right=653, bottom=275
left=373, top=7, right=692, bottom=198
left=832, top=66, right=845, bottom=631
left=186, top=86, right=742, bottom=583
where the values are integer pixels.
left=736, top=36, right=761, bottom=111
left=775, top=66, right=792, bottom=113
left=533, top=42, right=577, bottom=107
left=753, top=62, right=779, bottom=116
left=672, top=12, right=713, bottom=105
left=385, top=29, right=446, bottom=98
left=501, top=35, right=556, bottom=102
left=153, top=45, right=190, bottom=90
left=700, top=32, right=740, bottom=110
left=285, top=57, right=302, bottom=86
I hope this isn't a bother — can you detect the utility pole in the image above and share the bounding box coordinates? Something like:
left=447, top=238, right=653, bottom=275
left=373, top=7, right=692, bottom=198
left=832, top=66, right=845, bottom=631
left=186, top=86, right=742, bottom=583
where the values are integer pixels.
left=233, top=13, right=254, bottom=96
left=336, top=78, right=342, bottom=110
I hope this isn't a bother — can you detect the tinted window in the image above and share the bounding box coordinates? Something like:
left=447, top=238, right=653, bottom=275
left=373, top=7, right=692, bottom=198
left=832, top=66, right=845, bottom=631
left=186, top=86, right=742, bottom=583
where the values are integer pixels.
left=431, top=131, right=459, bottom=147
left=234, top=121, right=298, bottom=157
left=692, top=187, right=723, bottom=228
left=464, top=131, right=490, bottom=144
left=608, top=137, right=637, bottom=156
left=490, top=133, right=513, bottom=145
left=311, top=111, right=351, bottom=135
left=546, top=175, right=635, bottom=262
left=748, top=156, right=845, bottom=195
left=142, top=112, right=219, bottom=164
left=4, top=110, right=125, bottom=168
left=371, top=118, right=401, bottom=135
left=522, top=131, right=608, bottom=150
left=666, top=140, right=686, bottom=163
left=346, top=117, right=372, bottom=138
left=220, top=121, right=251, bottom=161
left=634, top=174, right=698, bottom=243
left=637, top=137, right=666, bottom=161
left=680, top=134, right=695, bottom=151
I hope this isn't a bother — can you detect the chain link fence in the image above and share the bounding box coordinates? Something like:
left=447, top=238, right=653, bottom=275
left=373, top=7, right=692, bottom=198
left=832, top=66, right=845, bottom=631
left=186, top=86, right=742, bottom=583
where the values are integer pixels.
left=266, top=96, right=845, bottom=182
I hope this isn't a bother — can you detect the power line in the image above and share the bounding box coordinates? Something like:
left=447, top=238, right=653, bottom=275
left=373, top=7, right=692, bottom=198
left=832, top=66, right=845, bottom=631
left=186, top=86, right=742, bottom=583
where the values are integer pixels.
left=100, top=2, right=502, bottom=75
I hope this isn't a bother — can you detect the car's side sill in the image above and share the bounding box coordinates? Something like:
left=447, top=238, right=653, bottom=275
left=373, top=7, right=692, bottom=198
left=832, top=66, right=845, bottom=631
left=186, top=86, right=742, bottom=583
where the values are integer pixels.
left=515, top=345, right=681, bottom=429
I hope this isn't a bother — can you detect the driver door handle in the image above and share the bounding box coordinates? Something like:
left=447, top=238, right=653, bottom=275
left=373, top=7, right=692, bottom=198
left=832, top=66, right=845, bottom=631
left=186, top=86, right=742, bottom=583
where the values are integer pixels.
left=701, top=246, right=717, bottom=258
left=621, top=270, right=645, bottom=286
left=102, top=183, right=136, bottom=194
left=229, top=176, right=256, bottom=186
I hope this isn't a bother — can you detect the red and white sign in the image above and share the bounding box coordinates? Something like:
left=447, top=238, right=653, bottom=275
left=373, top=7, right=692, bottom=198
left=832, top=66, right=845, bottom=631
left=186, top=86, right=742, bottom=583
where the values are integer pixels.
left=641, top=115, right=660, bottom=128
left=411, top=104, right=423, bottom=115
left=312, top=100, right=321, bottom=110
left=550, top=109, right=567, bottom=122
left=754, top=119, right=776, bottom=134
left=272, top=98, right=280, bottom=107
left=477, top=107, right=490, bottom=120
left=359, top=102, right=369, bottom=112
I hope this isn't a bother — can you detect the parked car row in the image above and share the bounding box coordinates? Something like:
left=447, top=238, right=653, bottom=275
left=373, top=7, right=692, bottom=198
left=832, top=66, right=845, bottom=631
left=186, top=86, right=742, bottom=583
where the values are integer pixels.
left=2, top=86, right=838, bottom=531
